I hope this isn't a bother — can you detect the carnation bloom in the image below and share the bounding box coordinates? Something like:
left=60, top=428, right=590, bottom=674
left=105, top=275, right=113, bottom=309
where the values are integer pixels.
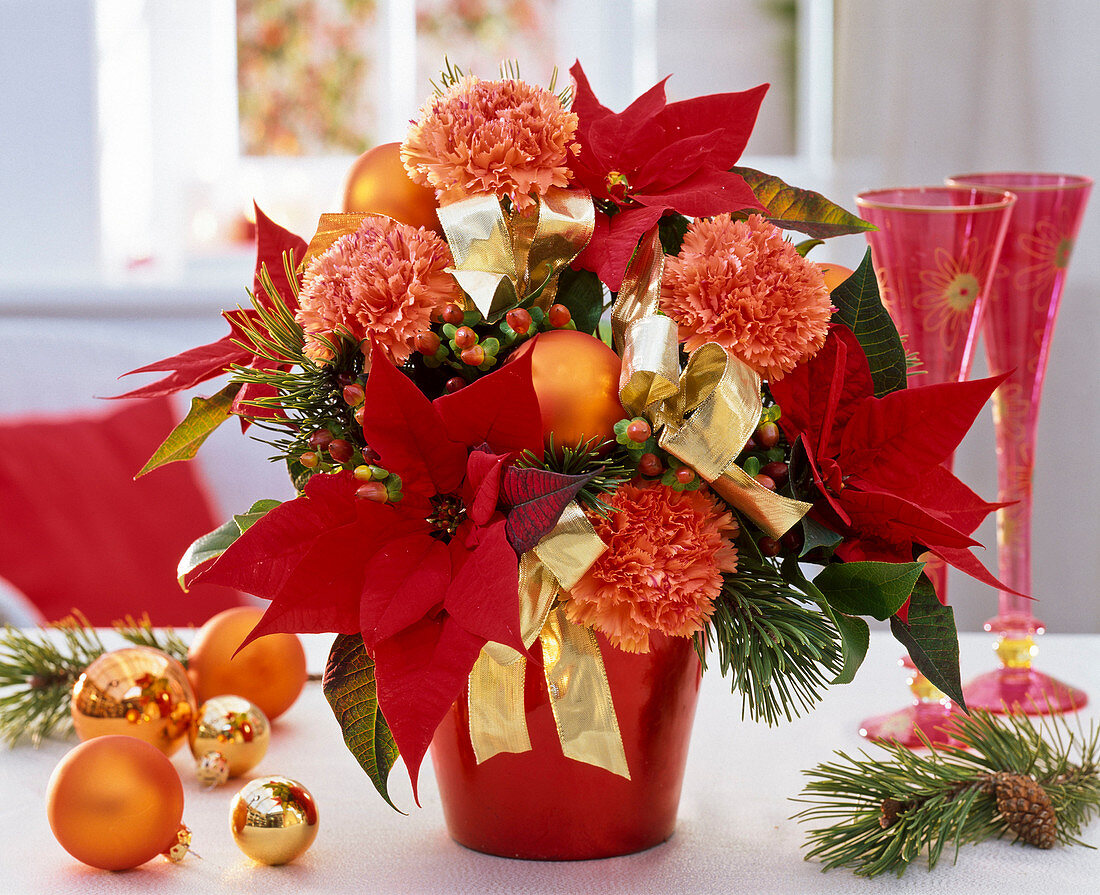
left=295, top=216, right=460, bottom=365
left=660, top=213, right=833, bottom=381
left=564, top=481, right=739, bottom=653
left=401, top=75, right=577, bottom=211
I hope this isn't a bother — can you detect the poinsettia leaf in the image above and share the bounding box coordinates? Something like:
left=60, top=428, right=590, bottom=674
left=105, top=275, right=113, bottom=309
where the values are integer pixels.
left=889, top=575, right=966, bottom=709
left=323, top=633, right=403, bottom=812
left=112, top=336, right=251, bottom=400
left=781, top=558, right=867, bottom=685
left=829, top=250, right=908, bottom=397
left=653, top=83, right=769, bottom=165
left=574, top=205, right=666, bottom=292
left=839, top=487, right=979, bottom=552
left=135, top=383, right=239, bottom=477
left=929, top=544, right=1029, bottom=599
left=252, top=203, right=307, bottom=309
left=891, top=464, right=1005, bottom=537
left=813, top=561, right=924, bottom=621
left=501, top=465, right=595, bottom=553
left=732, top=167, right=875, bottom=238
left=555, top=266, right=605, bottom=336
left=360, top=533, right=450, bottom=648
left=633, top=167, right=765, bottom=218
left=177, top=498, right=283, bottom=589
left=445, top=518, right=524, bottom=652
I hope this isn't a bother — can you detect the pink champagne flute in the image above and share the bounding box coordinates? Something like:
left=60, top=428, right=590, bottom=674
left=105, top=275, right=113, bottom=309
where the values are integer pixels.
left=854, top=186, right=1016, bottom=746
left=946, top=172, right=1092, bottom=714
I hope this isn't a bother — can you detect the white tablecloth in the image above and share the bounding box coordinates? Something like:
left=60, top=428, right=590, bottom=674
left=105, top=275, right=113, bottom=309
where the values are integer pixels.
left=2, top=632, right=1097, bottom=894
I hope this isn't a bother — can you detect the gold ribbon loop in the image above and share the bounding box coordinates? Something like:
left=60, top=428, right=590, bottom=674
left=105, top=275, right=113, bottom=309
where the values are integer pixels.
left=302, top=212, right=374, bottom=265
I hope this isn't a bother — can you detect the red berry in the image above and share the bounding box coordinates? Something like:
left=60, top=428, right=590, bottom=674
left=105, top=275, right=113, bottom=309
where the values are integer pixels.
left=674, top=467, right=695, bottom=485
left=343, top=383, right=366, bottom=406
left=754, top=473, right=777, bottom=491
left=445, top=376, right=466, bottom=393
left=506, top=308, right=532, bottom=335
left=756, top=421, right=780, bottom=449
left=355, top=482, right=388, bottom=502
left=300, top=451, right=320, bottom=469
left=442, top=303, right=465, bottom=325
left=780, top=528, right=803, bottom=554
left=328, top=438, right=354, bottom=463
left=460, top=345, right=485, bottom=366
left=453, top=326, right=478, bottom=349
left=548, top=303, right=571, bottom=328
left=308, top=429, right=333, bottom=450
left=759, top=536, right=781, bottom=557
left=626, top=418, right=652, bottom=443
left=361, top=446, right=380, bottom=464
left=353, top=406, right=365, bottom=426
left=638, top=453, right=663, bottom=476
left=415, top=331, right=441, bottom=355
left=742, top=436, right=759, bottom=453
left=761, top=460, right=789, bottom=485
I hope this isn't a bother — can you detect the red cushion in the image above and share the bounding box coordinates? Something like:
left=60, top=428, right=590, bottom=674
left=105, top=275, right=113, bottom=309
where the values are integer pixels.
left=0, top=398, right=247, bottom=625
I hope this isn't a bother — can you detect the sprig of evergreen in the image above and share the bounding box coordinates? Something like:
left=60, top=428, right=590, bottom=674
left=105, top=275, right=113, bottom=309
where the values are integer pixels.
left=795, top=710, right=1100, bottom=878
left=515, top=438, right=635, bottom=516
left=697, top=553, right=842, bottom=725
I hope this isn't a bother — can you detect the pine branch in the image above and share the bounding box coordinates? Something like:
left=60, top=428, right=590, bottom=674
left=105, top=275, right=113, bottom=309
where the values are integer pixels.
left=697, top=554, right=842, bottom=725
left=515, top=438, right=635, bottom=516
left=795, top=710, right=1100, bottom=878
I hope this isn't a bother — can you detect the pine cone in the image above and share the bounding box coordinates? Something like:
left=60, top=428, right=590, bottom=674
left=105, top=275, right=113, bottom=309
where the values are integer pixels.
left=986, top=771, right=1058, bottom=849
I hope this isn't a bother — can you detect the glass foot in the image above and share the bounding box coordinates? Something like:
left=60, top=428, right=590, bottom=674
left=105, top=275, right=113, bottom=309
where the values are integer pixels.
left=963, top=667, right=1088, bottom=715
left=859, top=701, right=965, bottom=748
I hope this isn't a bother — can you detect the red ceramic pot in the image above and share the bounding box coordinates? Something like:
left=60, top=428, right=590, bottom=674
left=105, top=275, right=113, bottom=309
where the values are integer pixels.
left=430, top=631, right=702, bottom=860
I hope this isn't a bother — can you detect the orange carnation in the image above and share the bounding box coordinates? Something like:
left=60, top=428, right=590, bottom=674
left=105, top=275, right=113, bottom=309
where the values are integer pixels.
left=660, top=213, right=833, bottom=381
left=295, top=216, right=460, bottom=365
left=564, top=481, right=739, bottom=653
left=401, top=75, right=577, bottom=211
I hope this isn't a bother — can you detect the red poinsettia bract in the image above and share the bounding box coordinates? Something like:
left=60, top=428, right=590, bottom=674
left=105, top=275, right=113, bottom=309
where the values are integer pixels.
left=191, top=344, right=556, bottom=797
left=568, top=61, right=768, bottom=290
left=114, top=205, right=306, bottom=421
left=769, top=324, right=1014, bottom=619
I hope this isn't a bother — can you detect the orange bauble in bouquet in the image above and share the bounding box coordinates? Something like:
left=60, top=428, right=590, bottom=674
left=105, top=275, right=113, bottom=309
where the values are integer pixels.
left=815, top=262, right=854, bottom=292
left=516, top=329, right=624, bottom=449
left=342, top=142, right=442, bottom=234
left=187, top=607, right=307, bottom=721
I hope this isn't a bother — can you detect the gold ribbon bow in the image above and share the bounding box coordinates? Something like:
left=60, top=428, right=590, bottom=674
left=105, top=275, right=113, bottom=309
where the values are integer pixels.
left=437, top=188, right=596, bottom=321
left=615, top=226, right=811, bottom=540
left=467, top=503, right=630, bottom=779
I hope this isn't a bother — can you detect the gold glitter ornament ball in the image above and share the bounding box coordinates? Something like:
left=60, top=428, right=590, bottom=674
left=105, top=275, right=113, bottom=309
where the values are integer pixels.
left=230, top=776, right=319, bottom=865
left=189, top=695, right=270, bottom=786
left=71, top=646, right=196, bottom=756
left=47, top=735, right=187, bottom=870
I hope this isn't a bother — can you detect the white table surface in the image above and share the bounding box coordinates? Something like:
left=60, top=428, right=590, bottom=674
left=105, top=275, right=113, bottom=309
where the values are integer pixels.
left=2, top=632, right=1097, bottom=894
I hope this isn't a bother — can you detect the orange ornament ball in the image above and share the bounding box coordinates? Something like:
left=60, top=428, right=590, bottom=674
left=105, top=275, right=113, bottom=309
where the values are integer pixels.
left=518, top=329, right=625, bottom=450
left=815, top=262, right=854, bottom=292
left=187, top=607, right=307, bottom=721
left=342, top=142, right=442, bottom=234
left=47, top=735, right=185, bottom=871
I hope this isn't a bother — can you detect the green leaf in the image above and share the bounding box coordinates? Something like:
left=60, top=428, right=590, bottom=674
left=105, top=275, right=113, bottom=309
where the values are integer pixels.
left=136, top=383, right=239, bottom=476
left=734, top=167, right=875, bottom=239
left=889, top=576, right=966, bottom=709
left=781, top=558, right=868, bottom=685
left=323, top=633, right=403, bottom=811
left=233, top=498, right=283, bottom=534
left=658, top=212, right=690, bottom=256
left=795, top=238, right=825, bottom=257
left=176, top=499, right=282, bottom=589
left=555, top=266, right=605, bottom=336
left=813, top=561, right=924, bottom=621
left=830, top=250, right=908, bottom=397
left=799, top=516, right=843, bottom=557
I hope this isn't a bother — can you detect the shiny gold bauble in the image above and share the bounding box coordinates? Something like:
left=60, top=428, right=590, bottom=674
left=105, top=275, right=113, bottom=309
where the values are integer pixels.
left=189, top=695, right=271, bottom=786
left=187, top=607, right=308, bottom=721
left=814, top=262, right=854, bottom=292
left=47, top=735, right=186, bottom=870
left=516, top=330, right=625, bottom=450
left=71, top=646, right=196, bottom=756
left=342, top=141, right=442, bottom=234
left=230, top=776, right=319, bottom=865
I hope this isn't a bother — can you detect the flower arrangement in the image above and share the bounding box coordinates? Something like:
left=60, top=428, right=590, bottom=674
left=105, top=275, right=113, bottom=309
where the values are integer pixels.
left=117, top=62, right=1011, bottom=817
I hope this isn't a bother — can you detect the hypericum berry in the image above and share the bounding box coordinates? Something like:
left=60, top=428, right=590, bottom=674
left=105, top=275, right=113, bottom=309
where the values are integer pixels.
left=761, top=460, right=789, bottom=485
left=445, top=376, right=466, bottom=393
left=759, top=536, right=781, bottom=557
left=742, top=435, right=759, bottom=453
left=353, top=406, right=365, bottom=426
left=441, top=303, right=465, bottom=325
left=353, top=465, right=374, bottom=482
left=328, top=438, right=354, bottom=464
left=355, top=482, right=388, bottom=502
left=548, top=303, right=571, bottom=328
left=754, top=473, right=777, bottom=491
left=362, top=446, right=380, bottom=464
left=505, top=307, right=532, bottom=335
left=415, top=331, right=441, bottom=355
left=308, top=429, right=334, bottom=451
left=453, top=326, right=478, bottom=349
left=674, top=467, right=695, bottom=485
left=756, top=421, right=780, bottom=449
left=780, top=528, right=803, bottom=554
left=336, top=373, right=354, bottom=388
left=300, top=451, right=320, bottom=469
left=639, top=452, right=663, bottom=476
left=343, top=383, right=366, bottom=407
left=460, top=345, right=485, bottom=366
left=626, top=418, right=652, bottom=443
